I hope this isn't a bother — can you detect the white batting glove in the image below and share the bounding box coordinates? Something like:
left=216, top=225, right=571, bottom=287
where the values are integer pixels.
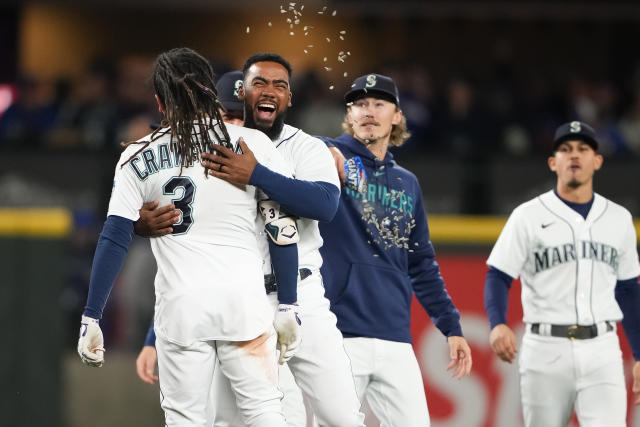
left=77, top=315, right=105, bottom=367
left=273, top=304, right=302, bottom=365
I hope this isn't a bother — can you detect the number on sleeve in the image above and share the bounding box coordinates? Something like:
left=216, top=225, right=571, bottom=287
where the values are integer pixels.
left=163, top=176, right=196, bottom=235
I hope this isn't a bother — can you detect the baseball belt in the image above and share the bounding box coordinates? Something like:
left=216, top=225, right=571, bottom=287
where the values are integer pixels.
left=530, top=321, right=614, bottom=340
left=264, top=268, right=313, bottom=294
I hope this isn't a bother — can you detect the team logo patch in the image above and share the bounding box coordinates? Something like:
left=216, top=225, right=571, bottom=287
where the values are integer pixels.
left=365, top=74, right=377, bottom=88
left=570, top=121, right=581, bottom=133
left=344, top=156, right=367, bottom=194
left=233, top=80, right=242, bottom=98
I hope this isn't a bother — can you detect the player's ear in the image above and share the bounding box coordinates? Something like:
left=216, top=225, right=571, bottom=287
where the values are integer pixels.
left=593, top=153, right=603, bottom=171
left=287, top=89, right=292, bottom=107
left=391, top=108, right=403, bottom=126
left=547, top=155, right=557, bottom=172
left=238, top=83, right=245, bottom=101
left=155, top=94, right=165, bottom=114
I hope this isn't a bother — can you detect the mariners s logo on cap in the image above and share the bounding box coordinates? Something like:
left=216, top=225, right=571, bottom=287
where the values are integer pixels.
left=570, top=121, right=581, bottom=133
left=233, top=79, right=242, bottom=98
left=365, top=74, right=377, bottom=88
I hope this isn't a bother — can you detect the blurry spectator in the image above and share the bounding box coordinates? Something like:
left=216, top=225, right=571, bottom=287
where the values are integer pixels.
left=391, top=65, right=435, bottom=154
left=0, top=75, right=58, bottom=148
left=619, top=88, right=640, bottom=155
left=293, top=70, right=345, bottom=137
left=434, top=76, right=494, bottom=156
left=48, top=59, right=119, bottom=150
left=567, top=77, right=628, bottom=157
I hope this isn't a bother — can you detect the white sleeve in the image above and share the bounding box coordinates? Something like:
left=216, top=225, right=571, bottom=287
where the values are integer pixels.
left=617, top=213, right=640, bottom=280
left=291, top=135, right=340, bottom=187
left=245, top=131, right=293, bottom=179
left=106, top=152, right=144, bottom=221
left=486, top=207, right=529, bottom=279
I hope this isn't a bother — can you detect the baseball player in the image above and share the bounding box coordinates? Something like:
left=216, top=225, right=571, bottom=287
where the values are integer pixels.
left=484, top=120, right=640, bottom=426
left=134, top=69, right=306, bottom=426
left=313, top=73, right=472, bottom=427
left=76, top=48, right=303, bottom=427
left=135, top=70, right=247, bottom=382
left=199, top=53, right=366, bottom=426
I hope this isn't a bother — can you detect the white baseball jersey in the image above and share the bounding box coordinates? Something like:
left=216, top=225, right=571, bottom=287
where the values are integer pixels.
left=487, top=190, right=640, bottom=325
left=258, top=124, right=340, bottom=274
left=107, top=122, right=292, bottom=346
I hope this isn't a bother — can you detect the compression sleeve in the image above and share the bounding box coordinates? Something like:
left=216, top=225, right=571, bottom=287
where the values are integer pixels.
left=83, top=215, right=134, bottom=319
left=144, top=318, right=156, bottom=347
left=484, top=266, right=515, bottom=329
left=615, top=277, right=640, bottom=360
left=249, top=163, right=339, bottom=222
left=268, top=239, right=299, bottom=304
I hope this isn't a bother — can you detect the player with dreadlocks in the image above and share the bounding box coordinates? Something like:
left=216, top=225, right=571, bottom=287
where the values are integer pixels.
left=76, top=47, right=301, bottom=427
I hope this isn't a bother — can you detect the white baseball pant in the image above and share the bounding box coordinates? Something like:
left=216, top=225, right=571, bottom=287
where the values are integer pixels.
left=342, top=337, right=430, bottom=427
left=519, top=327, right=626, bottom=427
left=213, top=362, right=306, bottom=427
left=156, top=329, right=286, bottom=427
left=213, top=272, right=365, bottom=426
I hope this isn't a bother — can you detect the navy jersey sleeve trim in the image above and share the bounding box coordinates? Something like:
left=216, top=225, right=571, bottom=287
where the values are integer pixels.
left=268, top=240, right=298, bottom=304
left=83, top=215, right=134, bottom=319
left=249, top=163, right=339, bottom=222
left=615, top=277, right=640, bottom=360
left=144, top=318, right=156, bottom=347
left=484, top=266, right=515, bottom=329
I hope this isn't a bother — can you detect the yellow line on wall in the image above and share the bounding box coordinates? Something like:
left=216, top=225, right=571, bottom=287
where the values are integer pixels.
left=0, top=209, right=637, bottom=243
left=429, top=215, right=640, bottom=244
left=0, top=208, right=72, bottom=238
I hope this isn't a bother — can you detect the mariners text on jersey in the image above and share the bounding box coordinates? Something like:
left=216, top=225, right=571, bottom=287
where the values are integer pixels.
left=534, top=240, right=619, bottom=273
left=344, top=184, right=415, bottom=215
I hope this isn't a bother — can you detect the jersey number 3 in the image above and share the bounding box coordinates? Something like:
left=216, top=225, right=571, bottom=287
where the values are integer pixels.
left=163, top=176, right=195, bottom=235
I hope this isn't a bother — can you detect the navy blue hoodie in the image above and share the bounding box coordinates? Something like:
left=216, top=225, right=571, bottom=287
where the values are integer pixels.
left=319, top=133, right=462, bottom=343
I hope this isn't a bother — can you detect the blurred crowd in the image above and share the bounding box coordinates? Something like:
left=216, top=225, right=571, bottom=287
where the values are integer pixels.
left=3, top=54, right=640, bottom=159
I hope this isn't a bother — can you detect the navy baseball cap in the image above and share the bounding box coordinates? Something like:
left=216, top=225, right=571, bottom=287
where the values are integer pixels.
left=215, top=70, right=244, bottom=111
left=344, top=73, right=400, bottom=106
left=553, top=121, right=599, bottom=151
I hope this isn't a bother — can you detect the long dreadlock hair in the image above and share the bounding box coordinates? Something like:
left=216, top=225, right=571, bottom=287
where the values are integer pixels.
left=122, top=47, right=233, bottom=176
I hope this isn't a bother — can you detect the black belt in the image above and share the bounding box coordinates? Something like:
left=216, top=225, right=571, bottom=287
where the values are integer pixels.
left=264, top=268, right=312, bottom=294
left=531, top=321, right=613, bottom=340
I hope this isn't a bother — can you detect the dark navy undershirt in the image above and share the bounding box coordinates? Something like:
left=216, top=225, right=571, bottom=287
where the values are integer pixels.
left=484, top=190, right=640, bottom=360
left=553, top=188, right=594, bottom=220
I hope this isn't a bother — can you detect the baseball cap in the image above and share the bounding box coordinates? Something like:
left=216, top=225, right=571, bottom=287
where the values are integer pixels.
left=553, top=121, right=599, bottom=151
left=215, top=70, right=244, bottom=111
left=344, top=73, right=400, bottom=106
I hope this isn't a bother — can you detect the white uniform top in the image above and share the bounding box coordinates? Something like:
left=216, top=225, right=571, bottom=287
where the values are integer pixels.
left=258, top=124, right=340, bottom=274
left=107, top=123, right=292, bottom=345
left=487, top=190, right=640, bottom=326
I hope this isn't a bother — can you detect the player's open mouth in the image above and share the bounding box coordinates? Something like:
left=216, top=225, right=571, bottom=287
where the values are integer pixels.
left=256, top=103, right=277, bottom=121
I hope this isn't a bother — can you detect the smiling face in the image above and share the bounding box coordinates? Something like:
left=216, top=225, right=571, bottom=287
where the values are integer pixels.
left=239, top=61, right=292, bottom=140
left=548, top=139, right=603, bottom=189
left=346, top=96, right=402, bottom=145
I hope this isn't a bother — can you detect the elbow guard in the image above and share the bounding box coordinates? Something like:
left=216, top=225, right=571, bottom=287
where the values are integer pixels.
left=259, top=200, right=299, bottom=245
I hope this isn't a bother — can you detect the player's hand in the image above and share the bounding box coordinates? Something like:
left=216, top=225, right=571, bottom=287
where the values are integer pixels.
left=489, top=323, right=518, bottom=363
left=328, top=146, right=347, bottom=186
left=446, top=336, right=472, bottom=379
left=202, top=137, right=258, bottom=185
left=632, top=361, right=640, bottom=405
left=134, top=200, right=180, bottom=237
left=136, top=346, right=159, bottom=384
left=77, top=315, right=105, bottom=367
left=273, top=303, right=302, bottom=365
